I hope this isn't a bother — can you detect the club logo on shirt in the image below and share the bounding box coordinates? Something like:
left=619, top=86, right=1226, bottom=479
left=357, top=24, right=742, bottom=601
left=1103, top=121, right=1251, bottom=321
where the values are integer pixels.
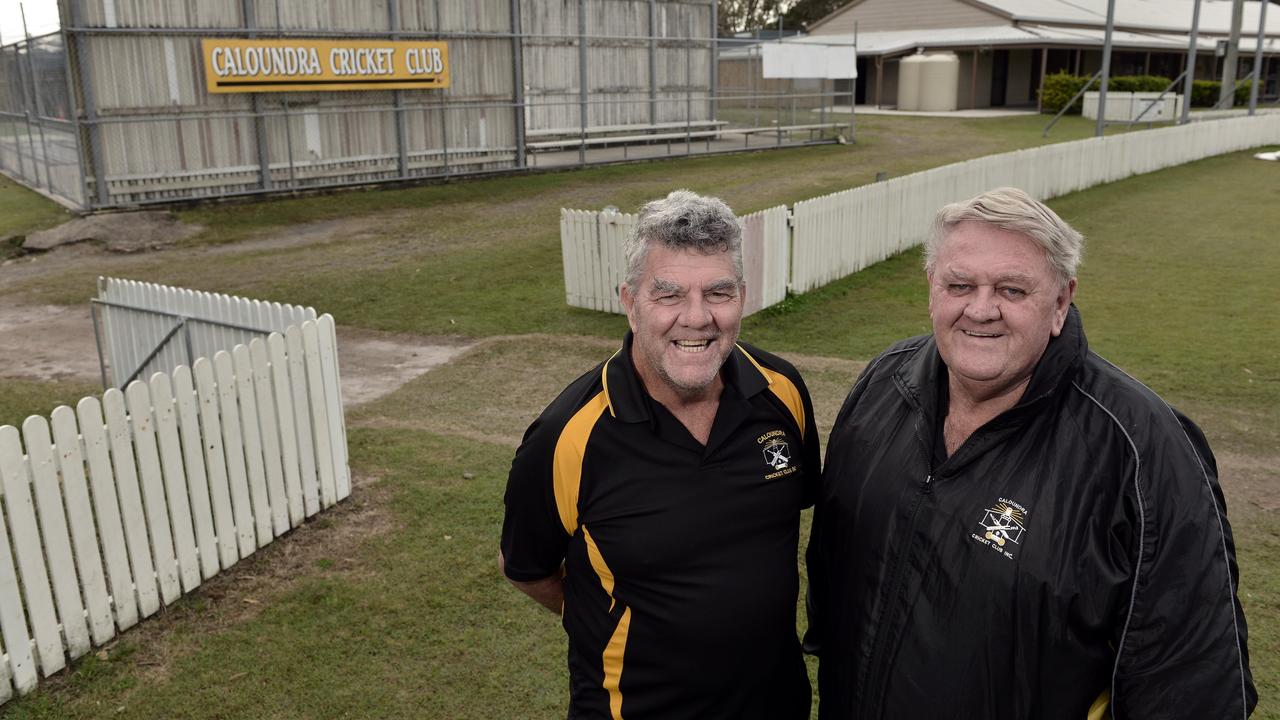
left=970, top=498, right=1029, bottom=560
left=757, top=429, right=797, bottom=479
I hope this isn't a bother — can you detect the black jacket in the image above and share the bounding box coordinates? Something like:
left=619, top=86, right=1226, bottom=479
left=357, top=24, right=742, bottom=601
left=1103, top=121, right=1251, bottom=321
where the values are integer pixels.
left=806, top=306, right=1256, bottom=720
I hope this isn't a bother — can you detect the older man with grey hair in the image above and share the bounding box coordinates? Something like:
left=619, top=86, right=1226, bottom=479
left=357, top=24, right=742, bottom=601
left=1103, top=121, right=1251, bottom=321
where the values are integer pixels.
left=501, top=189, right=819, bottom=719
left=806, top=187, right=1256, bottom=719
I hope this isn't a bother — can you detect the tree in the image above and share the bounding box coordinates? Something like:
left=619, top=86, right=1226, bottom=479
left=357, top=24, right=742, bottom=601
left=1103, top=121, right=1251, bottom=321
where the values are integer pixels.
left=781, top=0, right=848, bottom=31
left=717, top=0, right=791, bottom=36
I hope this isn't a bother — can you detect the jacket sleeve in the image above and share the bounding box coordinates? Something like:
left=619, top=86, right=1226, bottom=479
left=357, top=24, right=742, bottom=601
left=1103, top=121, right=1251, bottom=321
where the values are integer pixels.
left=1110, top=409, right=1256, bottom=719
left=803, top=357, right=879, bottom=656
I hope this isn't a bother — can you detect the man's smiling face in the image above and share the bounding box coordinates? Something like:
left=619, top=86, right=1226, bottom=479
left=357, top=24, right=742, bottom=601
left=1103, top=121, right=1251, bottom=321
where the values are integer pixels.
left=621, top=243, right=744, bottom=400
left=928, top=220, right=1075, bottom=400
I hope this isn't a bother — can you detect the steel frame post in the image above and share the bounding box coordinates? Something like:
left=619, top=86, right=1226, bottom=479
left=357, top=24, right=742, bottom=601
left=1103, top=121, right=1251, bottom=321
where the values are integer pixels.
left=58, top=21, right=92, bottom=208
left=1096, top=0, right=1116, bottom=137
left=19, top=8, right=52, bottom=193
left=1181, top=0, right=1202, bottom=124
left=389, top=1, right=409, bottom=179
left=1248, top=0, right=1268, bottom=114
left=649, top=0, right=658, bottom=127
left=510, top=0, right=526, bottom=168
left=709, top=1, right=717, bottom=124
left=578, top=0, right=587, bottom=166
left=241, top=0, right=271, bottom=189
left=68, top=0, right=109, bottom=207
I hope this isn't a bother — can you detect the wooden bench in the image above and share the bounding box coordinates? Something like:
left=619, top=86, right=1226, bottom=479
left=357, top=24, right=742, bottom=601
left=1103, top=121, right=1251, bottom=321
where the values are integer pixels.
left=526, top=120, right=728, bottom=140
left=726, top=122, right=848, bottom=146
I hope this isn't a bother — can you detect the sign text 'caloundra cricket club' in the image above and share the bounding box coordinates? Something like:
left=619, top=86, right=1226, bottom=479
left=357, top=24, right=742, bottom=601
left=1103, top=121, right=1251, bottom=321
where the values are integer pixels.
left=201, top=38, right=449, bottom=93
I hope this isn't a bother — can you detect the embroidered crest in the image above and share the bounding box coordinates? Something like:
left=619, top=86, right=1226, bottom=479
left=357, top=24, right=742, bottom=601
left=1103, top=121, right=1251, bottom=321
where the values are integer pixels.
left=970, top=498, right=1029, bottom=560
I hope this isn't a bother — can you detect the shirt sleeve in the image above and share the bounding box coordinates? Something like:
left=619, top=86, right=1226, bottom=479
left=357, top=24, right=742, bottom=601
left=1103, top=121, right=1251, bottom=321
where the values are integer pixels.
left=1109, top=409, right=1257, bottom=719
left=500, top=411, right=572, bottom=582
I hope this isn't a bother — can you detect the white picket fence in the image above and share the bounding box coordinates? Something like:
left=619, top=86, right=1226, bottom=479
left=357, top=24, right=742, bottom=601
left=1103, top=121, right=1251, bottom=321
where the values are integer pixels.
left=562, top=114, right=1280, bottom=302
left=0, top=315, right=350, bottom=704
left=559, top=204, right=790, bottom=316
left=97, top=277, right=318, bottom=388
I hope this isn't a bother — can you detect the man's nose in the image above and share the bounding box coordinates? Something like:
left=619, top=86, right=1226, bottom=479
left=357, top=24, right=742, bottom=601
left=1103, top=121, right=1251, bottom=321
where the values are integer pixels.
left=964, top=287, right=1001, bottom=322
left=679, top=294, right=713, bottom=327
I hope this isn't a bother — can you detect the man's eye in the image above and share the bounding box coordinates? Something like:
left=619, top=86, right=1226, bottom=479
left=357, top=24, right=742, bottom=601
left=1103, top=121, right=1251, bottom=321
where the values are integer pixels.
left=707, top=291, right=734, bottom=303
left=655, top=294, right=680, bottom=305
left=999, top=287, right=1026, bottom=299
left=948, top=283, right=972, bottom=293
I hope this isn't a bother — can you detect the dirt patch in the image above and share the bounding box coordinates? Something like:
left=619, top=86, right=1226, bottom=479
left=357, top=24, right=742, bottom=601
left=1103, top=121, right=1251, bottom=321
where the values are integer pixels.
left=23, top=212, right=204, bottom=253
left=1218, top=452, right=1280, bottom=512
left=0, top=302, right=472, bottom=409
left=0, top=303, right=102, bottom=383
left=336, top=326, right=475, bottom=407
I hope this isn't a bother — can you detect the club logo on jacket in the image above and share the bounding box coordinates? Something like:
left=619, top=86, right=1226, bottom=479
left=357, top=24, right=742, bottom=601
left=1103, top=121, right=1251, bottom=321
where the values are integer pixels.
left=758, top=429, right=797, bottom=479
left=970, top=498, right=1029, bottom=560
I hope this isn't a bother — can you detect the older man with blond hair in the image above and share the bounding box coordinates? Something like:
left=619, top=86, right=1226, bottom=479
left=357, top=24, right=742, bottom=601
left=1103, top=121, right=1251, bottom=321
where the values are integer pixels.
left=806, top=187, right=1256, bottom=719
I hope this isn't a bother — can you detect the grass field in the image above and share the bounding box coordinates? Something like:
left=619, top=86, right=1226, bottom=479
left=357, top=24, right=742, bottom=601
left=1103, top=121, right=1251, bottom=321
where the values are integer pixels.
left=0, top=116, right=1275, bottom=718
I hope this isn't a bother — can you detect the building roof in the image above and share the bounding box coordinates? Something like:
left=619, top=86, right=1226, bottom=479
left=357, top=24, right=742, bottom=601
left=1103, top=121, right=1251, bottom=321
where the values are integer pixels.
left=810, top=0, right=1279, bottom=38
left=974, top=0, right=1279, bottom=35
left=720, top=22, right=1280, bottom=58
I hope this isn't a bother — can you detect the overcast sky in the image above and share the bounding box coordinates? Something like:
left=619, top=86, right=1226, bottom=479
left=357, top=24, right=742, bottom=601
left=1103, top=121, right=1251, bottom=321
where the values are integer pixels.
left=0, top=0, right=61, bottom=45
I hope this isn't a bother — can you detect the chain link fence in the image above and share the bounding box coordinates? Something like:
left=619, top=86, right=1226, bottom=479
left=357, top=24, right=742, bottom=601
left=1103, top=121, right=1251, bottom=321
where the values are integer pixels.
left=0, top=0, right=856, bottom=211
left=0, top=31, right=85, bottom=207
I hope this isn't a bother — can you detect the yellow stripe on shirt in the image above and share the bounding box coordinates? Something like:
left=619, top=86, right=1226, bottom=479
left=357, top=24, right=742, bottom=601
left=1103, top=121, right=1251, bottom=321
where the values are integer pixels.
left=552, top=392, right=609, bottom=535
left=586, top=525, right=629, bottom=720
left=737, top=345, right=807, bottom=436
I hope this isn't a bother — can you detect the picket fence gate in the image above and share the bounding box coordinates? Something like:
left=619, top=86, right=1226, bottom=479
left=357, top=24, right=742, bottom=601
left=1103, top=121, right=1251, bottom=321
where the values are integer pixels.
left=562, top=114, right=1280, bottom=305
left=95, top=277, right=318, bottom=389
left=560, top=204, right=790, bottom=316
left=0, top=315, right=350, bottom=704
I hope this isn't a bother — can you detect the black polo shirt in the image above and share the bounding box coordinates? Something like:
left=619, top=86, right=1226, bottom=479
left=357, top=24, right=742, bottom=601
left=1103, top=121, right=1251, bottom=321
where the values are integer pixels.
left=501, top=332, right=819, bottom=720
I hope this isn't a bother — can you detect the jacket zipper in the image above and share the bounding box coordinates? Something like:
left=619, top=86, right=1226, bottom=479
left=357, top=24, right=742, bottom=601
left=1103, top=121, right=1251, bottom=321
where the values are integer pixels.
left=858, top=404, right=935, bottom=719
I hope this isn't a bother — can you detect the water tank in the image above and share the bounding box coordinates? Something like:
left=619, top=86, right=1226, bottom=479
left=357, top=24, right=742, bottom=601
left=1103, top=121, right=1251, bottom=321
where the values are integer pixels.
left=918, top=52, right=960, bottom=112
left=898, top=53, right=926, bottom=111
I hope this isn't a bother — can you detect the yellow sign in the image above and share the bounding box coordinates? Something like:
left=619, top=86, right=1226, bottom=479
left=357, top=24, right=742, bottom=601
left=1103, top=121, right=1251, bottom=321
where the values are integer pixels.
left=201, top=39, right=450, bottom=93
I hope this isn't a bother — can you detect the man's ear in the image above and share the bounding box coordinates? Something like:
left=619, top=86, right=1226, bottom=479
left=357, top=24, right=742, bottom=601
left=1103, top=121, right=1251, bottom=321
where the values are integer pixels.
left=620, top=282, right=638, bottom=332
left=1051, top=278, right=1078, bottom=336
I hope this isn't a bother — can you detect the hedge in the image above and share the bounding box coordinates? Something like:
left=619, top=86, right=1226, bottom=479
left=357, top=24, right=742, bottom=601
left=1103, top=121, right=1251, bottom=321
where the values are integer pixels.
left=1039, top=72, right=1255, bottom=114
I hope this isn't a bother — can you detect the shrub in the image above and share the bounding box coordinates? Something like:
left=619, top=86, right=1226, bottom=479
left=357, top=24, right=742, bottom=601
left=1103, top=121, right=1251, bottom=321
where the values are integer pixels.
left=1191, top=79, right=1221, bottom=107
left=1040, top=72, right=1097, bottom=114
left=1109, top=75, right=1171, bottom=93
left=1040, top=73, right=1175, bottom=114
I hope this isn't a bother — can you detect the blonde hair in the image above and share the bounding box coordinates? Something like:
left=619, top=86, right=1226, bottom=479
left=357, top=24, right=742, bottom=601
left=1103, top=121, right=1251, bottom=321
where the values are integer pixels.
left=925, top=187, right=1083, bottom=284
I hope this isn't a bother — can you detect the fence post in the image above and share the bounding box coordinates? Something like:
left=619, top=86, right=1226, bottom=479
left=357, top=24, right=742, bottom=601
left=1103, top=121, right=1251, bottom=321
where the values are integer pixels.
left=509, top=0, right=526, bottom=168
left=649, top=0, right=658, bottom=126
left=15, top=40, right=42, bottom=188
left=578, top=0, right=588, bottom=166
left=67, top=0, right=109, bottom=207
left=19, top=10, right=52, bottom=194
left=58, top=25, right=92, bottom=209
left=241, top=0, right=271, bottom=190
left=389, top=1, right=409, bottom=179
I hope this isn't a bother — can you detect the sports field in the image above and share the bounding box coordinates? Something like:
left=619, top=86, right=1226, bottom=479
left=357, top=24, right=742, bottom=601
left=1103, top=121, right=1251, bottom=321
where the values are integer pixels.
left=0, top=114, right=1275, bottom=718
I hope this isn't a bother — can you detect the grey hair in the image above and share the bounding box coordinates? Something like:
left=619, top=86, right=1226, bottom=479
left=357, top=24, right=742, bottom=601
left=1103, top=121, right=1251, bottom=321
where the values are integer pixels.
left=924, top=187, right=1084, bottom=285
left=624, top=189, right=743, bottom=287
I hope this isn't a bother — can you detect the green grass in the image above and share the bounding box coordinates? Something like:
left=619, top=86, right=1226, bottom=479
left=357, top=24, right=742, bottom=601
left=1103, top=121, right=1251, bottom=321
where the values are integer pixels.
left=3, top=113, right=1161, bottom=316
left=0, top=118, right=1276, bottom=718
left=0, top=378, right=102, bottom=430
left=0, top=175, right=72, bottom=258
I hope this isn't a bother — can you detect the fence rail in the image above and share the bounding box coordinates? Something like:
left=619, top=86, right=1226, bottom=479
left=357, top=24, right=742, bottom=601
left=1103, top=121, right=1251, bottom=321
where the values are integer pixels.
left=96, top=277, right=318, bottom=389
left=0, top=314, right=350, bottom=704
left=562, top=114, right=1280, bottom=306
left=559, top=203, right=789, bottom=316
